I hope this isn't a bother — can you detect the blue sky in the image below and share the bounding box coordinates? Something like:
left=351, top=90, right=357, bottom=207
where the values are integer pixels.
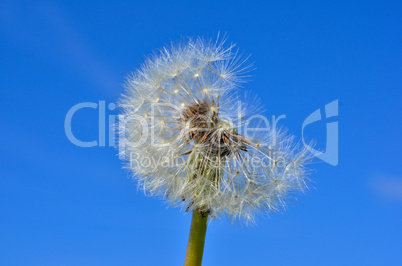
left=0, top=0, right=401, bottom=265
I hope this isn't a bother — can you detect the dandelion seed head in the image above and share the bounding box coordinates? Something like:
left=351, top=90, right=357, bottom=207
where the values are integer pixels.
left=119, top=36, right=313, bottom=224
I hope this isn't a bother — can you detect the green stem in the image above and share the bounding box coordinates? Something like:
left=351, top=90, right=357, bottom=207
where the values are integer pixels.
left=184, top=210, right=209, bottom=266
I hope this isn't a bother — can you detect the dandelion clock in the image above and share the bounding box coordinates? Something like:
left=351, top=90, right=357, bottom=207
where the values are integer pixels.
left=118, top=36, right=313, bottom=266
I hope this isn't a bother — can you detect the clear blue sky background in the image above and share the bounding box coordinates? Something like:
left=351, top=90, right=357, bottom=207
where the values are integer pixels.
left=1, top=1, right=401, bottom=265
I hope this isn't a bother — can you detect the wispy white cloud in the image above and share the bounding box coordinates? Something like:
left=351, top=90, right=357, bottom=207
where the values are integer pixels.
left=369, top=174, right=402, bottom=201
left=0, top=1, right=120, bottom=96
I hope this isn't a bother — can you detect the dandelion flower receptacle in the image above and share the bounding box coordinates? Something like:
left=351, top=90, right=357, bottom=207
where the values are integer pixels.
left=119, top=37, right=313, bottom=265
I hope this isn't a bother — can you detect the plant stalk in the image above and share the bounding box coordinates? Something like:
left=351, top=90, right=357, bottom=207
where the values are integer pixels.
left=184, top=210, right=209, bottom=266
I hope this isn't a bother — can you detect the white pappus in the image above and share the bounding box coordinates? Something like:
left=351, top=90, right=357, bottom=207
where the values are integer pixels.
left=119, top=36, right=313, bottom=223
